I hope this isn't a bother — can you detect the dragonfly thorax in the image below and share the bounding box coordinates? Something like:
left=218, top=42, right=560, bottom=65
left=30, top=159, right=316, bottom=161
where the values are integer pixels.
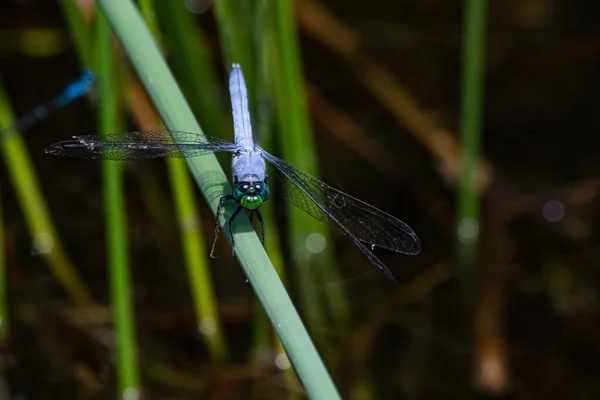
left=234, top=181, right=269, bottom=210
left=231, top=149, right=266, bottom=183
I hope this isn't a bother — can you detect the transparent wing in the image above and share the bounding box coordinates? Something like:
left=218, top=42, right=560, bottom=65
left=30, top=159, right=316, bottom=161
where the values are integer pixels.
left=45, top=130, right=238, bottom=161
left=261, top=148, right=420, bottom=282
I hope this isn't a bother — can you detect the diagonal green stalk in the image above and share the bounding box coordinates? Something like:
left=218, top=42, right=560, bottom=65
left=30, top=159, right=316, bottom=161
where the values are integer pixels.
left=95, top=11, right=140, bottom=395
left=457, top=0, right=487, bottom=336
left=96, top=0, right=340, bottom=397
left=139, top=0, right=228, bottom=363
left=0, top=180, right=6, bottom=342
left=0, top=82, right=93, bottom=306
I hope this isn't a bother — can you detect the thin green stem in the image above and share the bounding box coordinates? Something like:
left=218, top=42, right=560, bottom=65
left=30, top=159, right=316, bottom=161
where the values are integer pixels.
left=457, top=0, right=487, bottom=331
left=267, top=0, right=349, bottom=341
left=213, top=0, right=256, bottom=86
left=154, top=1, right=227, bottom=139
left=59, top=0, right=93, bottom=66
left=139, top=0, right=228, bottom=363
left=95, top=10, right=141, bottom=396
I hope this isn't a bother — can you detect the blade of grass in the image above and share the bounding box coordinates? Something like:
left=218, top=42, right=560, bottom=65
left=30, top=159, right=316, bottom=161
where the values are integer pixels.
left=266, top=0, right=349, bottom=341
left=213, top=0, right=256, bottom=87
left=59, top=0, right=93, bottom=66
left=214, top=0, right=289, bottom=374
left=96, top=0, right=340, bottom=397
left=215, top=2, right=301, bottom=393
left=95, top=11, right=141, bottom=395
left=153, top=0, right=227, bottom=139
left=139, top=0, right=228, bottom=363
left=457, top=0, right=487, bottom=350
left=252, top=0, right=301, bottom=394
left=0, top=81, right=93, bottom=306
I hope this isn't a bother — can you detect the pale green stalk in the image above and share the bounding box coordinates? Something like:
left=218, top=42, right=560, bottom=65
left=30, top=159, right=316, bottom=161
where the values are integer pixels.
left=96, top=0, right=340, bottom=397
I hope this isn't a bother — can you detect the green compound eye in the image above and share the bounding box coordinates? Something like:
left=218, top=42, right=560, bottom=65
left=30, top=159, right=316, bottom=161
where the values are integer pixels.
left=233, top=183, right=250, bottom=201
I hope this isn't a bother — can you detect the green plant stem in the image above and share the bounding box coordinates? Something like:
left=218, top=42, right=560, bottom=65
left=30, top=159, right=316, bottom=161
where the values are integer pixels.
left=139, top=0, right=228, bottom=363
left=0, top=82, right=93, bottom=307
left=0, top=182, right=7, bottom=342
left=96, top=0, right=340, bottom=397
left=216, top=1, right=299, bottom=391
left=95, top=11, right=140, bottom=395
left=253, top=2, right=300, bottom=394
left=59, top=0, right=92, bottom=66
left=213, top=0, right=256, bottom=87
left=167, top=160, right=228, bottom=361
left=154, top=1, right=227, bottom=139
left=267, top=0, right=349, bottom=339
left=457, top=0, right=487, bottom=331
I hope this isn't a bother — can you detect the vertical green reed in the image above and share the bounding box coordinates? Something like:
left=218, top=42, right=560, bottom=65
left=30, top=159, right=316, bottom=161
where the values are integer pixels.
left=96, top=0, right=340, bottom=397
left=139, top=0, right=228, bottom=362
left=213, top=0, right=256, bottom=95
left=153, top=0, right=227, bottom=139
left=457, top=0, right=487, bottom=327
left=254, top=4, right=301, bottom=394
left=251, top=0, right=288, bottom=285
left=214, top=0, right=299, bottom=392
left=95, top=11, right=141, bottom=395
left=266, top=0, right=349, bottom=342
left=59, top=0, right=92, bottom=66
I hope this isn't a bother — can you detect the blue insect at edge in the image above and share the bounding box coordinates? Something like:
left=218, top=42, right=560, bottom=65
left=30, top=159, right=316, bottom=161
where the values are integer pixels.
left=1, top=69, right=95, bottom=139
left=45, top=64, right=420, bottom=284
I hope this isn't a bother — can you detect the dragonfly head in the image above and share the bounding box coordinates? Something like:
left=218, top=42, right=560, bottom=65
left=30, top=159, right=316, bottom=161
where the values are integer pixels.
left=234, top=181, right=269, bottom=210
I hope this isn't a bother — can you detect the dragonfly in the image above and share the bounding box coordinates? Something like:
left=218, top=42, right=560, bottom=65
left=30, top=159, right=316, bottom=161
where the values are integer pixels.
left=45, top=64, right=420, bottom=283
left=1, top=69, right=95, bottom=140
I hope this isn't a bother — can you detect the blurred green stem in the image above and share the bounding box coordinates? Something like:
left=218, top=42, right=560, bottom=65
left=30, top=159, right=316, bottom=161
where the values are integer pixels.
left=59, top=0, right=92, bottom=66
left=0, top=183, right=7, bottom=342
left=267, top=0, right=349, bottom=342
left=0, top=82, right=94, bottom=306
left=95, top=11, right=141, bottom=395
left=140, top=0, right=228, bottom=363
left=457, top=0, right=487, bottom=331
left=154, top=0, right=226, bottom=139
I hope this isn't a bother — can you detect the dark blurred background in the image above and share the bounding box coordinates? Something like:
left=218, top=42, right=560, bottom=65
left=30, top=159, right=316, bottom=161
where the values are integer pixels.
left=1, top=0, right=600, bottom=399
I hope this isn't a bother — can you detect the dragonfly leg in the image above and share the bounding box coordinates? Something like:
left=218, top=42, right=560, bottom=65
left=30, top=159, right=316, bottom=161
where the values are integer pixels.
left=254, top=210, right=265, bottom=245
left=228, top=205, right=244, bottom=256
left=210, top=194, right=235, bottom=258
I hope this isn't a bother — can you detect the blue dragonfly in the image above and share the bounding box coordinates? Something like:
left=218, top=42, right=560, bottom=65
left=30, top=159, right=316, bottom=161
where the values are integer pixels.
left=1, top=69, right=95, bottom=139
left=45, top=64, right=420, bottom=283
